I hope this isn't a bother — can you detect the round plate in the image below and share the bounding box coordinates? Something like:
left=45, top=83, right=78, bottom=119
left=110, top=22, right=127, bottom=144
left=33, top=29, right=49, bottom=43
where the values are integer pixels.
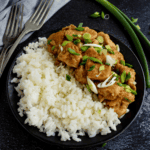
left=6, top=34, right=146, bottom=148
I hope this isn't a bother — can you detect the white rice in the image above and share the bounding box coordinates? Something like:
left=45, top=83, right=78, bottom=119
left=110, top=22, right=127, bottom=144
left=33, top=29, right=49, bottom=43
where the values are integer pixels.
left=11, top=37, right=121, bottom=142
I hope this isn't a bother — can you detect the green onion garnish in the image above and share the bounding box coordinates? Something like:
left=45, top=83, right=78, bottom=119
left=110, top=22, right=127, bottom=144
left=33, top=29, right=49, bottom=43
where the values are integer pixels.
left=72, top=34, right=78, bottom=37
left=116, top=69, right=120, bottom=74
left=78, top=23, right=83, bottom=27
left=90, top=12, right=101, bottom=18
left=121, top=71, right=126, bottom=83
left=126, top=72, right=131, bottom=82
left=81, top=46, right=89, bottom=52
left=131, top=17, right=138, bottom=23
left=86, top=84, right=91, bottom=93
left=52, top=46, right=55, bottom=51
left=66, top=74, right=71, bottom=81
left=68, top=48, right=80, bottom=56
left=136, top=25, right=141, bottom=30
left=105, top=45, right=115, bottom=54
left=88, top=65, right=95, bottom=71
left=75, top=23, right=84, bottom=31
left=83, top=33, right=91, bottom=39
left=74, top=39, right=81, bottom=45
left=47, top=40, right=52, bottom=45
left=89, top=57, right=103, bottom=64
left=102, top=143, right=107, bottom=147
left=125, top=63, right=133, bottom=68
left=98, top=110, right=101, bottom=114
left=66, top=34, right=73, bottom=41
left=94, top=47, right=102, bottom=53
left=124, top=97, right=132, bottom=103
left=120, top=60, right=125, bottom=66
left=117, top=82, right=123, bottom=86
left=101, top=11, right=105, bottom=19
left=84, top=39, right=92, bottom=43
left=105, top=63, right=110, bottom=66
left=62, top=41, right=71, bottom=46
left=99, top=65, right=105, bottom=71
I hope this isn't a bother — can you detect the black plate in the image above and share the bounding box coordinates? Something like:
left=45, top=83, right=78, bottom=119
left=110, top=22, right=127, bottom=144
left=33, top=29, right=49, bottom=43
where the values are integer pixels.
left=6, top=34, right=146, bottom=148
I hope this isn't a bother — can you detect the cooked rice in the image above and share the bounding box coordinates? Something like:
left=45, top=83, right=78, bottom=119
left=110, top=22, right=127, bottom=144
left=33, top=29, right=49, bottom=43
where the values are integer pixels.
left=11, top=37, right=121, bottom=142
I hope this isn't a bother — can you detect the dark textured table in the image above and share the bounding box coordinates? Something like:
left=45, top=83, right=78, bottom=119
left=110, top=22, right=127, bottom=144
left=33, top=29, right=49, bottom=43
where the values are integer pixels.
left=1, top=0, right=150, bottom=149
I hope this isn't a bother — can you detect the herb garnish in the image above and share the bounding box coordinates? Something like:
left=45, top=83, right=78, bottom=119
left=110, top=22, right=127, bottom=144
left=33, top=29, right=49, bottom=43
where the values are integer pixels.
left=90, top=12, right=101, bottom=18
left=74, top=39, right=81, bottom=45
left=81, top=46, right=89, bottom=52
left=124, top=97, right=132, bottom=103
left=88, top=65, right=95, bottom=71
left=86, top=84, right=91, bottom=93
left=75, top=23, right=84, bottom=31
left=102, top=143, right=107, bottom=147
left=52, top=46, right=55, bottom=51
left=66, top=34, right=73, bottom=41
left=66, top=74, right=71, bottom=81
left=121, top=71, right=126, bottom=83
left=68, top=48, right=80, bottom=56
left=120, top=60, right=125, bottom=66
left=101, top=11, right=105, bottom=19
left=125, top=63, right=133, bottom=68
left=131, top=17, right=138, bottom=23
left=47, top=40, right=52, bottom=45
left=62, top=41, right=71, bottom=46
left=126, top=72, right=131, bottom=82
left=89, top=57, right=103, bottom=64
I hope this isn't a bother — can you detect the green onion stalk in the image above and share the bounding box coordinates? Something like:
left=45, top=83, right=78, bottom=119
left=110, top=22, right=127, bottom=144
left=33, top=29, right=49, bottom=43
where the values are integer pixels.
left=96, top=0, right=150, bottom=88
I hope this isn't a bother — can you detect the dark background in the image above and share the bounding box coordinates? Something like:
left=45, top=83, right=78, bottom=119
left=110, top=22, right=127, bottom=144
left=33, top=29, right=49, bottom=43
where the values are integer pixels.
left=1, top=0, right=150, bottom=149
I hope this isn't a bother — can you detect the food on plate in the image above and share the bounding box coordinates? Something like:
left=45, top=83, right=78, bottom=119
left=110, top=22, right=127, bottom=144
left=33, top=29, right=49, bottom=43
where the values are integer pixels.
left=11, top=24, right=136, bottom=142
left=47, top=24, right=137, bottom=118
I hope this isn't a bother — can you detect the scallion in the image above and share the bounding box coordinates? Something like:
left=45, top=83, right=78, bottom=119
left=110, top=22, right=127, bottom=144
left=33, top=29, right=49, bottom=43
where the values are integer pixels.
left=66, top=34, right=73, bottom=41
left=88, top=65, right=95, bottom=71
left=68, top=48, right=80, bottom=56
left=66, top=74, right=71, bottom=81
left=90, top=12, right=101, bottom=18
left=52, top=46, right=55, bottom=51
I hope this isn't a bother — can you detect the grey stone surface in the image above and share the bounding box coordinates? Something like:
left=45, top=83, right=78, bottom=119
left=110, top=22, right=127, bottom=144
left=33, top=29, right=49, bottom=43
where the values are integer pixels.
left=0, top=0, right=150, bottom=149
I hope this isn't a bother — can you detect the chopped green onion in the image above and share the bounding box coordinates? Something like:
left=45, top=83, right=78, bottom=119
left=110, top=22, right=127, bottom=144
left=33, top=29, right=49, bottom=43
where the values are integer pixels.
left=62, top=41, right=71, bottom=46
left=117, top=82, right=123, bottom=86
left=78, top=34, right=82, bottom=38
left=121, top=71, right=126, bottom=83
left=131, top=17, right=138, bottom=23
left=68, top=48, right=80, bottom=56
left=88, top=65, right=95, bottom=71
left=124, top=97, right=132, bottom=103
left=81, top=46, right=89, bottom=52
left=80, top=62, right=86, bottom=65
left=72, top=34, right=78, bottom=37
left=97, top=36, right=104, bottom=43
left=125, top=63, right=133, bottom=68
left=84, top=39, right=92, bottom=43
left=66, top=34, right=73, bottom=41
left=78, top=23, right=83, bottom=27
left=89, top=57, right=103, bottom=64
left=90, top=12, right=101, bottom=18
left=83, top=33, right=91, bottom=39
left=126, top=72, right=131, bottom=82
left=120, top=60, right=125, bottom=66
left=83, top=55, right=89, bottom=61
left=102, top=143, right=107, bottom=147
left=130, top=88, right=137, bottom=95
left=74, top=39, right=81, bottom=45
left=52, top=46, right=55, bottom=51
left=136, top=25, right=141, bottom=30
left=98, top=110, right=101, bottom=114
left=105, top=62, right=110, bottom=66
left=94, top=47, right=102, bottom=53
left=86, top=84, right=91, bottom=93
left=105, top=45, right=115, bottom=54
left=66, top=74, right=71, bottom=81
left=99, top=65, right=105, bottom=71
left=75, top=23, right=84, bottom=31
left=101, top=11, right=105, bottom=19
left=47, top=40, right=52, bottom=45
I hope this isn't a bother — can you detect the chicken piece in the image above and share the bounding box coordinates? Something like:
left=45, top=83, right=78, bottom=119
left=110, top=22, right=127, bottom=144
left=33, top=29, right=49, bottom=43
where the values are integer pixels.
left=98, top=94, right=105, bottom=102
left=97, top=83, right=124, bottom=101
left=84, top=48, right=106, bottom=63
left=74, top=65, right=87, bottom=84
left=97, top=32, right=125, bottom=62
left=97, top=32, right=116, bottom=50
left=47, top=31, right=65, bottom=55
left=92, top=39, right=99, bottom=44
left=113, top=100, right=129, bottom=118
left=57, top=42, right=82, bottom=68
left=86, top=59, right=112, bottom=81
left=104, top=96, right=122, bottom=107
left=65, top=25, right=97, bottom=41
left=115, top=63, right=136, bottom=90
left=62, top=24, right=76, bottom=31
